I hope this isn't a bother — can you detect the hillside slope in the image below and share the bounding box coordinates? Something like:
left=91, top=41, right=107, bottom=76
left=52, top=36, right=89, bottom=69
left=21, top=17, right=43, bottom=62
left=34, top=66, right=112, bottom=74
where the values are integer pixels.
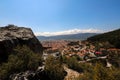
left=87, top=29, right=120, bottom=48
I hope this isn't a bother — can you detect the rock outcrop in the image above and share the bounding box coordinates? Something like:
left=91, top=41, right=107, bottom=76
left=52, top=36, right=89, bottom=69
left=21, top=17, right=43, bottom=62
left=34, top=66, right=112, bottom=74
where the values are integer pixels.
left=0, top=25, right=43, bottom=63
left=9, top=66, right=45, bottom=80
left=10, top=65, right=67, bottom=80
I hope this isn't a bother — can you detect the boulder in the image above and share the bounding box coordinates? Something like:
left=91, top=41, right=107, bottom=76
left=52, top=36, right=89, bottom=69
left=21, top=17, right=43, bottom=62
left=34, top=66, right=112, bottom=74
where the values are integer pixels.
left=0, top=25, right=43, bottom=63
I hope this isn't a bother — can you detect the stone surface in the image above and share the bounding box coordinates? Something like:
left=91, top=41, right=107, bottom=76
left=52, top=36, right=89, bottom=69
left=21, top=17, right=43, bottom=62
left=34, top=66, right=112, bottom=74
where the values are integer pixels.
left=10, top=65, right=67, bottom=80
left=0, top=25, right=43, bottom=63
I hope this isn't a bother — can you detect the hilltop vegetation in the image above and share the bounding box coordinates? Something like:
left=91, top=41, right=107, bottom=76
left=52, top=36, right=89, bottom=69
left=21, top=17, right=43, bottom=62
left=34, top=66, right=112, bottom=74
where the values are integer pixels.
left=87, top=29, right=120, bottom=48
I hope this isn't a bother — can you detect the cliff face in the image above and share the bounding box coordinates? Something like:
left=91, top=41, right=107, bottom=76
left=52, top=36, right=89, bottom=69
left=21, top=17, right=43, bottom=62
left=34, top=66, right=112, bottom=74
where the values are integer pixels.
left=0, top=25, right=43, bottom=63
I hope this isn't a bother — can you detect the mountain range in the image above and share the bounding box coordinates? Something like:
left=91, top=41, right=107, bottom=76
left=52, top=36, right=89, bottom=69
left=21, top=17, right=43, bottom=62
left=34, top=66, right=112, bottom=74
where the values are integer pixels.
left=37, top=33, right=98, bottom=41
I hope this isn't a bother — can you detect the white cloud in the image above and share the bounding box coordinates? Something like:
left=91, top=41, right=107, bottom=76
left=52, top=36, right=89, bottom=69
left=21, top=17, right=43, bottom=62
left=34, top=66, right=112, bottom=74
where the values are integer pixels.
left=35, top=28, right=101, bottom=36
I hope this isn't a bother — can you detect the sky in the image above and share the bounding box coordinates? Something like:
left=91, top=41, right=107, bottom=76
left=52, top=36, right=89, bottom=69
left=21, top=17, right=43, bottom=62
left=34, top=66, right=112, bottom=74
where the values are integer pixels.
left=0, top=0, right=120, bottom=36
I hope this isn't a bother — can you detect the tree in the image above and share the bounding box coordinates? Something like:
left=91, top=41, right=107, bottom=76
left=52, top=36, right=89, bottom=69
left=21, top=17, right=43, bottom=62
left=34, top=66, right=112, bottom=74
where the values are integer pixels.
left=44, top=55, right=66, bottom=80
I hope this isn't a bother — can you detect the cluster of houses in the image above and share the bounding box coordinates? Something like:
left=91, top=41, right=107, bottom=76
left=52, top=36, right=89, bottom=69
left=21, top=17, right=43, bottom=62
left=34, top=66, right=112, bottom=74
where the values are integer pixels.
left=42, top=40, right=111, bottom=61
left=62, top=41, right=108, bottom=60
left=41, top=40, right=119, bottom=68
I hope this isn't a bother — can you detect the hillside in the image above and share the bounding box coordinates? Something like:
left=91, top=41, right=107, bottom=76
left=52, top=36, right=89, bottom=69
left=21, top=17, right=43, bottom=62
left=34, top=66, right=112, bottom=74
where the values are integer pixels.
left=37, top=33, right=97, bottom=41
left=87, top=29, right=120, bottom=48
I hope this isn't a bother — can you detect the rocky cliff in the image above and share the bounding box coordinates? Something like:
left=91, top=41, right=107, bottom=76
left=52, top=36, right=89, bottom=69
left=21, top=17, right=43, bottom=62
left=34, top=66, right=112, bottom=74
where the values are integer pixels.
left=0, top=25, right=43, bottom=63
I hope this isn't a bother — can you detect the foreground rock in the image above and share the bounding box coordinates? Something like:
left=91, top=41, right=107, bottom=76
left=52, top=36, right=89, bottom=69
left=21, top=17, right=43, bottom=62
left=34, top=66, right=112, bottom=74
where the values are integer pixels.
left=10, top=65, right=67, bottom=80
left=10, top=66, right=45, bottom=80
left=0, top=25, right=43, bottom=63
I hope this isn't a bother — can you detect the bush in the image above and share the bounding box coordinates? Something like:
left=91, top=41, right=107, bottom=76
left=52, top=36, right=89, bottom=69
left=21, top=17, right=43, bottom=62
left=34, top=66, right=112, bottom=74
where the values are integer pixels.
left=79, top=63, right=120, bottom=80
left=63, top=56, right=84, bottom=73
left=0, top=45, right=42, bottom=80
left=108, top=50, right=120, bottom=68
left=44, top=55, right=66, bottom=80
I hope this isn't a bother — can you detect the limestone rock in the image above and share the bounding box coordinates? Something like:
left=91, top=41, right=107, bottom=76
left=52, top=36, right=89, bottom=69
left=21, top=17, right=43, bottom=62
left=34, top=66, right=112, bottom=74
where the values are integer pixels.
left=0, top=25, right=43, bottom=63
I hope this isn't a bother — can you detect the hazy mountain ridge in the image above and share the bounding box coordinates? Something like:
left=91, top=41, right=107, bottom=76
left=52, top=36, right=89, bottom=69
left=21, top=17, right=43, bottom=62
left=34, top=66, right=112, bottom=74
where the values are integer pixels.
left=37, top=33, right=98, bottom=41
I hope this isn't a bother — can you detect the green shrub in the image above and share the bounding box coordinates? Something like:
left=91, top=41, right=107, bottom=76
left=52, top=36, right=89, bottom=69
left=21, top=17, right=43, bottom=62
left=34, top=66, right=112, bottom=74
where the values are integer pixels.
left=0, top=45, right=42, bottom=80
left=44, top=55, right=66, bottom=80
left=63, top=56, right=84, bottom=73
left=79, top=63, right=120, bottom=80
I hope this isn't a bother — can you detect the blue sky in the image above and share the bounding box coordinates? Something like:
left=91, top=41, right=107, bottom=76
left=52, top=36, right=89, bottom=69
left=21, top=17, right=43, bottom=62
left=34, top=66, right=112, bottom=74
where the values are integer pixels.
left=0, top=0, right=120, bottom=36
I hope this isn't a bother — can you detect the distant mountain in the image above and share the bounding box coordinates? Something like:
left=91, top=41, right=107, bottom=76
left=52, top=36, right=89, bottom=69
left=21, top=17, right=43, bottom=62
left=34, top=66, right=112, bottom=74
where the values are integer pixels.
left=87, top=29, right=120, bottom=48
left=37, top=33, right=98, bottom=41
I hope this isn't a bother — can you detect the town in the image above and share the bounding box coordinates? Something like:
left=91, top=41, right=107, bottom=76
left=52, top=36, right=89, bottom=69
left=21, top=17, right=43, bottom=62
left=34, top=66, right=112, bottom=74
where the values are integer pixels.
left=42, top=40, right=120, bottom=68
